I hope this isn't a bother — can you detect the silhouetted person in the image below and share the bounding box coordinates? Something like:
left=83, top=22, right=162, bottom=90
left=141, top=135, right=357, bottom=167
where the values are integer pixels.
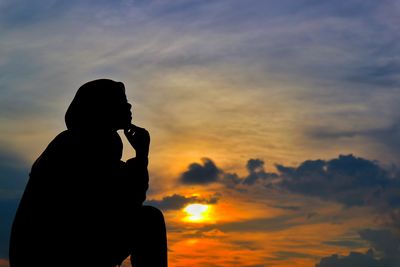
left=9, top=79, right=167, bottom=267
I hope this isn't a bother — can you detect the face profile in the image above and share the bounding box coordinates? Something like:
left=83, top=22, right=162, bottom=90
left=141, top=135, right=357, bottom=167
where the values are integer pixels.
left=113, top=89, right=133, bottom=130
left=65, top=79, right=133, bottom=131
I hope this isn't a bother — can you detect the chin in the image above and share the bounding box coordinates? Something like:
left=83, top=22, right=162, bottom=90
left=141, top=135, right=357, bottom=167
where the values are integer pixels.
left=121, top=120, right=132, bottom=130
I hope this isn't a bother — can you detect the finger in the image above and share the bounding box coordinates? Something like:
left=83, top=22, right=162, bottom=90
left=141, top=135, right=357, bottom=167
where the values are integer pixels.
left=124, top=128, right=136, bottom=138
left=124, top=124, right=136, bottom=133
left=125, top=131, right=136, bottom=138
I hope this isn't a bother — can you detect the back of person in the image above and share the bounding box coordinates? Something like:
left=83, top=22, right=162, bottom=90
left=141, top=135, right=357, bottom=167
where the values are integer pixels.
left=10, top=130, right=128, bottom=266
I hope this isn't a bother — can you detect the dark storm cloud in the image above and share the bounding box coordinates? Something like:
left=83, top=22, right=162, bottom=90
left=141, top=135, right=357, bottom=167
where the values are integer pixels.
left=316, top=229, right=400, bottom=267
left=146, top=194, right=197, bottom=210
left=246, top=159, right=264, bottom=172
left=359, top=229, right=400, bottom=258
left=220, top=173, right=241, bottom=188
left=277, top=154, right=400, bottom=208
left=243, top=159, right=278, bottom=185
left=180, top=158, right=277, bottom=186
left=181, top=158, right=221, bottom=184
left=145, top=193, right=219, bottom=211
left=316, top=250, right=382, bottom=267
left=182, top=154, right=400, bottom=213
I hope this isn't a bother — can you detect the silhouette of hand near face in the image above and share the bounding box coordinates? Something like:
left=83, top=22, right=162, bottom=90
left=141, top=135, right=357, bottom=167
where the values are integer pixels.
left=124, top=124, right=150, bottom=158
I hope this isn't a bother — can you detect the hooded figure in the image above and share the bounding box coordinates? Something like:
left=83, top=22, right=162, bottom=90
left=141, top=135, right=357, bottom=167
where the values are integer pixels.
left=9, top=79, right=167, bottom=267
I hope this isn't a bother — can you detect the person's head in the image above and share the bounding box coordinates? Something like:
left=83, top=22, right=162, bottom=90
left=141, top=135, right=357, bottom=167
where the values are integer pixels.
left=65, top=79, right=132, bottom=132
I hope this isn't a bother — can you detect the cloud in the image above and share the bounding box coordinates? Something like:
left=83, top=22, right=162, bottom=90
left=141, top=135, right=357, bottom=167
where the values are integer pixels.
left=277, top=154, right=400, bottom=208
left=1, top=0, right=400, bottom=172
left=358, top=229, right=400, bottom=259
left=346, top=60, right=400, bottom=87
left=1, top=1, right=400, bottom=266
left=246, top=159, right=264, bottom=172
left=201, top=214, right=306, bottom=233
left=145, top=193, right=219, bottom=211
left=316, top=250, right=381, bottom=267
left=179, top=154, right=400, bottom=215
left=316, top=229, right=400, bottom=267
left=270, top=205, right=301, bottom=211
left=180, top=158, right=277, bottom=186
left=386, top=209, right=400, bottom=229
left=242, top=159, right=278, bottom=185
left=180, top=158, right=221, bottom=184
left=310, top=120, right=400, bottom=161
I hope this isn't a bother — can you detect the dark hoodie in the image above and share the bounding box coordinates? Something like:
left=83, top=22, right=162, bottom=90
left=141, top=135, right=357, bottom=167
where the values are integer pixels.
left=9, top=79, right=148, bottom=267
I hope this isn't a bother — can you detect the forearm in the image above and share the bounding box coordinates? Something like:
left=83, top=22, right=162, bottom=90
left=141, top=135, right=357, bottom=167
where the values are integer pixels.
left=125, top=157, right=149, bottom=205
left=123, top=124, right=151, bottom=205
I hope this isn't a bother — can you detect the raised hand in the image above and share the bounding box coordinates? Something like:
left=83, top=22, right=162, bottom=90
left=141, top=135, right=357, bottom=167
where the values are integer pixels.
left=124, top=124, right=150, bottom=158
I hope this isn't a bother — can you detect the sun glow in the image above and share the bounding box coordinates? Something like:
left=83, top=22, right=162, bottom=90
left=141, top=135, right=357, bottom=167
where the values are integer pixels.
left=183, top=204, right=211, bottom=223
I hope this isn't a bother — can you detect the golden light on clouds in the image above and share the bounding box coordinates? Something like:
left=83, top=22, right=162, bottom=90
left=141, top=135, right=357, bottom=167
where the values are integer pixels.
left=183, top=203, right=211, bottom=223
left=4, top=2, right=400, bottom=267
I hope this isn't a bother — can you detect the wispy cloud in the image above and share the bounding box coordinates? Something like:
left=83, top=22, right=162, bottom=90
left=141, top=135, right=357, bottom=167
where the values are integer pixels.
left=2, top=0, right=400, bottom=266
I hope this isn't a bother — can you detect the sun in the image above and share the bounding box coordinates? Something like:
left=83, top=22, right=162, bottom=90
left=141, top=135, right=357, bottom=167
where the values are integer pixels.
left=183, top=203, right=211, bottom=223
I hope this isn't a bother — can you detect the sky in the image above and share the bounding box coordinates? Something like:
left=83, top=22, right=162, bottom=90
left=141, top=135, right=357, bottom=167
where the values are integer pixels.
left=1, top=0, right=400, bottom=266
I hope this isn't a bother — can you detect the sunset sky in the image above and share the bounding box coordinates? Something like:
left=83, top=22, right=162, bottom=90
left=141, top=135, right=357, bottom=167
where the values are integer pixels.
left=1, top=1, right=400, bottom=266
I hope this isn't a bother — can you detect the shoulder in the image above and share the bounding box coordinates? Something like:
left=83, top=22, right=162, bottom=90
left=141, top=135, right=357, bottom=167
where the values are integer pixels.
left=44, top=130, right=75, bottom=154
left=32, top=130, right=74, bottom=167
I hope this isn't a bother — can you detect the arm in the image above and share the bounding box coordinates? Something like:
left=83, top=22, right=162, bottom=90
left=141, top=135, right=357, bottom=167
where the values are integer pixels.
left=124, top=124, right=150, bottom=205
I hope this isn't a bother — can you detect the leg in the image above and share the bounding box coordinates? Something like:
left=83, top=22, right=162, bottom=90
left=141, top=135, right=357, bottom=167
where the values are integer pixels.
left=130, top=206, right=168, bottom=267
